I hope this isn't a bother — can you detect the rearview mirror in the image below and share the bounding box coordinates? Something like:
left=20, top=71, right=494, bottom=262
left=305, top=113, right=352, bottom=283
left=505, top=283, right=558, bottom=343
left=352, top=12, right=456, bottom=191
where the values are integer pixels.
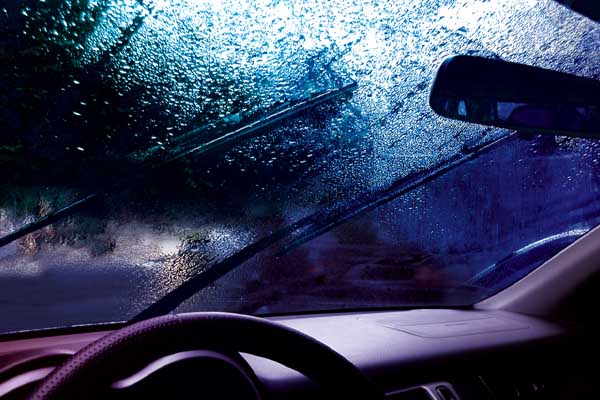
left=553, top=0, right=599, bottom=22
left=429, top=56, right=600, bottom=138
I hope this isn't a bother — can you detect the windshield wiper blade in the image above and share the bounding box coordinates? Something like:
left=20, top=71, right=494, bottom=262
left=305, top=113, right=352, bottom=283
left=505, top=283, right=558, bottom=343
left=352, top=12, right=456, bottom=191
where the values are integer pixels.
left=131, top=131, right=517, bottom=321
left=277, top=131, right=515, bottom=255
left=146, top=82, right=357, bottom=166
left=131, top=220, right=302, bottom=321
left=463, top=228, right=589, bottom=288
left=0, top=83, right=357, bottom=250
left=0, top=194, right=99, bottom=248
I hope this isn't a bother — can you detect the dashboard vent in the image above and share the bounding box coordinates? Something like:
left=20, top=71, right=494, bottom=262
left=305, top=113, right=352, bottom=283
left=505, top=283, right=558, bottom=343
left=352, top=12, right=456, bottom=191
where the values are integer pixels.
left=436, top=385, right=458, bottom=400
left=479, top=375, right=546, bottom=399
left=387, top=387, right=434, bottom=400
left=387, top=382, right=460, bottom=400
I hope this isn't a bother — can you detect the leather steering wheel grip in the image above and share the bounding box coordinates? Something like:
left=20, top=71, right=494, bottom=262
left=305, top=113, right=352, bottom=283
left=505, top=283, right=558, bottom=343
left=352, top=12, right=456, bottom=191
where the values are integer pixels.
left=28, top=312, right=385, bottom=400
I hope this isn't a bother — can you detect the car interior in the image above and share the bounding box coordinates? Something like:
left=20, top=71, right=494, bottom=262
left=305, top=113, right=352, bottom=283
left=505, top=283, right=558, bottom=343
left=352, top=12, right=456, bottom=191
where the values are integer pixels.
left=1, top=0, right=599, bottom=399
left=0, top=227, right=599, bottom=399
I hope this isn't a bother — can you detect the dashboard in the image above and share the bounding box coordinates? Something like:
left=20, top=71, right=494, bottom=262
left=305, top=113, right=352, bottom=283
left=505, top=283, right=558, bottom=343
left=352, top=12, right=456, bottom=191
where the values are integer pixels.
left=0, top=309, right=593, bottom=399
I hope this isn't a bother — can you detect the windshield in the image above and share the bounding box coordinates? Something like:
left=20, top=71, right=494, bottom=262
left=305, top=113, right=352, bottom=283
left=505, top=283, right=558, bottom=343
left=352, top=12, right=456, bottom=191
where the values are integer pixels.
left=2, top=0, right=600, bottom=334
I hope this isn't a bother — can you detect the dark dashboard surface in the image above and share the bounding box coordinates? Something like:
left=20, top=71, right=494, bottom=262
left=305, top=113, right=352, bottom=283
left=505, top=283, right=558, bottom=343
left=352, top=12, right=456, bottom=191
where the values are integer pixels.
left=0, top=309, right=591, bottom=399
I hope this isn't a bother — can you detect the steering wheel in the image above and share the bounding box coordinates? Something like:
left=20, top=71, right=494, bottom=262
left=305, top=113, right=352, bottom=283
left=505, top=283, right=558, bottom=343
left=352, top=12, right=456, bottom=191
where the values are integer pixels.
left=28, top=312, right=385, bottom=400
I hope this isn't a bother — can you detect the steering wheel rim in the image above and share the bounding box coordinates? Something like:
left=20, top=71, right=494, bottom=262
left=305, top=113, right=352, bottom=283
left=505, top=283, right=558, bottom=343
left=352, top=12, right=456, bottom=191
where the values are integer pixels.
left=29, top=312, right=385, bottom=400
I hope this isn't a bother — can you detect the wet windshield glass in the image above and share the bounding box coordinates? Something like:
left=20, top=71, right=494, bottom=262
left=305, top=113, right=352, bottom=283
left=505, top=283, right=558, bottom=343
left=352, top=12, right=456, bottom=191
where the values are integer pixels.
left=1, top=0, right=600, bottom=333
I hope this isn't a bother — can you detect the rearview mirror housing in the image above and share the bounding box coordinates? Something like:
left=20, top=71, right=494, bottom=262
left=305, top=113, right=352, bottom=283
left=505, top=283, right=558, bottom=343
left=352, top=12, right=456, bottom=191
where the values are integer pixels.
left=429, top=56, right=600, bottom=138
left=553, top=0, right=599, bottom=22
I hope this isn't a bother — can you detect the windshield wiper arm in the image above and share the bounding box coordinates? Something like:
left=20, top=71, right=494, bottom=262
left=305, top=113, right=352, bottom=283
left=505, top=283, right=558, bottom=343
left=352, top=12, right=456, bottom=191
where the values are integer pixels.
left=131, top=130, right=516, bottom=321
left=0, top=83, right=357, bottom=250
